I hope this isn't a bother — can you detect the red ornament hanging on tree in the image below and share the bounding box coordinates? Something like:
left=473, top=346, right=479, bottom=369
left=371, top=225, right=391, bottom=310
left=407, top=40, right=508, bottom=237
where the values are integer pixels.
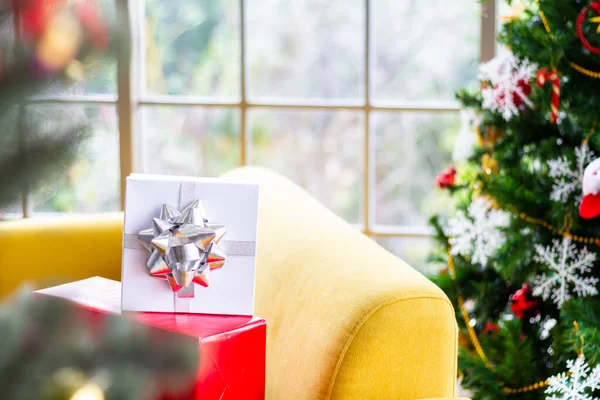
left=436, top=166, right=457, bottom=189
left=576, top=2, right=600, bottom=54
left=486, top=79, right=531, bottom=114
left=497, top=79, right=531, bottom=109
left=510, top=284, right=540, bottom=319
left=18, top=0, right=65, bottom=39
left=483, top=322, right=500, bottom=335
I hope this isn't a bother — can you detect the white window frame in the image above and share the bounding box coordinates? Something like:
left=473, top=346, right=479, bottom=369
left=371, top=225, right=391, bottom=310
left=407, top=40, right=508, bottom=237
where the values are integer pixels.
left=25, top=0, right=496, bottom=241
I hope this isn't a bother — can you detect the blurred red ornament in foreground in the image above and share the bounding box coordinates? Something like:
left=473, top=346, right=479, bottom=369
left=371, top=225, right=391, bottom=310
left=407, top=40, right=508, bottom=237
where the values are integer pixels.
left=436, top=166, right=457, bottom=188
left=510, top=284, right=539, bottom=320
left=19, top=0, right=65, bottom=39
left=34, top=8, right=82, bottom=72
left=73, top=0, right=110, bottom=48
left=19, top=0, right=109, bottom=48
left=17, top=0, right=111, bottom=76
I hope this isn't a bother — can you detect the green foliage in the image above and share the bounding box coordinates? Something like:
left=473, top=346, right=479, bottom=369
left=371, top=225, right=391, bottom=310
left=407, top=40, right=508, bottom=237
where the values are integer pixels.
left=0, top=1, right=121, bottom=212
left=0, top=291, right=198, bottom=400
left=460, top=320, right=540, bottom=400
left=562, top=298, right=600, bottom=365
left=430, top=0, right=600, bottom=397
left=0, top=60, right=85, bottom=209
left=0, top=4, right=200, bottom=399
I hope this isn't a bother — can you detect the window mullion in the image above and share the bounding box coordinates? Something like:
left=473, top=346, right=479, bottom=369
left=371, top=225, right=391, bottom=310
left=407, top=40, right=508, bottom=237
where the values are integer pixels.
left=363, top=0, right=372, bottom=235
left=480, top=0, right=496, bottom=62
left=116, top=0, right=140, bottom=210
left=240, top=0, right=248, bottom=166
left=18, top=103, right=32, bottom=218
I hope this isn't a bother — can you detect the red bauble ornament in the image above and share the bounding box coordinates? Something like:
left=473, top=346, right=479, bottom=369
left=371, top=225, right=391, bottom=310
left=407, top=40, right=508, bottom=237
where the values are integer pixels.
left=19, top=0, right=64, bottom=39
left=515, top=79, right=532, bottom=107
left=436, top=166, right=457, bottom=189
left=483, top=322, right=500, bottom=334
left=576, top=2, right=600, bottom=54
left=73, top=1, right=110, bottom=49
left=510, top=284, right=540, bottom=320
left=495, top=79, right=531, bottom=109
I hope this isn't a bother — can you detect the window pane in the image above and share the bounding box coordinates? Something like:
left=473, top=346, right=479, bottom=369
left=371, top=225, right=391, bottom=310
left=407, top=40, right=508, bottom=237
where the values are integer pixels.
left=142, top=106, right=240, bottom=176
left=496, top=0, right=515, bottom=55
left=247, top=0, right=364, bottom=100
left=250, top=109, right=363, bottom=222
left=374, top=236, right=442, bottom=275
left=373, top=0, right=480, bottom=101
left=145, top=0, right=240, bottom=98
left=75, top=55, right=117, bottom=95
left=0, top=106, right=23, bottom=217
left=497, top=0, right=513, bottom=28
left=0, top=198, right=24, bottom=219
left=374, top=112, right=457, bottom=227
left=33, top=105, right=120, bottom=212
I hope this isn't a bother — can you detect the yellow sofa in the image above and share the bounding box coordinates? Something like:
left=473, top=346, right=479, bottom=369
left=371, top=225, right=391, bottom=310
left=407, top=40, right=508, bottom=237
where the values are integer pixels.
left=0, top=167, right=460, bottom=400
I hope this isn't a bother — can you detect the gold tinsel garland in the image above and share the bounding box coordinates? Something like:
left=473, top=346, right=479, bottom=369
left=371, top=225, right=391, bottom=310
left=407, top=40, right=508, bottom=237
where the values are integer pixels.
left=514, top=209, right=600, bottom=245
left=536, top=0, right=600, bottom=79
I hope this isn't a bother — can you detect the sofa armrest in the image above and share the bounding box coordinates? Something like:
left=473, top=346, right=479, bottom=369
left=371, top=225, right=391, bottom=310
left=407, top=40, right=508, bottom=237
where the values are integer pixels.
left=223, top=167, right=459, bottom=400
left=0, top=213, right=123, bottom=295
left=418, top=398, right=471, bottom=400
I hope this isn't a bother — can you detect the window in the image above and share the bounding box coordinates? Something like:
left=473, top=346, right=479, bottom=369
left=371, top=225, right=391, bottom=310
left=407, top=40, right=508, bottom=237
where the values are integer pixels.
left=19, top=0, right=497, bottom=271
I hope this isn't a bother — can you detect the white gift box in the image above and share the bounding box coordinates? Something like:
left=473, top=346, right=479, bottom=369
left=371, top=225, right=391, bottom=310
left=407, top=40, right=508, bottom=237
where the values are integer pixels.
left=121, top=174, right=259, bottom=315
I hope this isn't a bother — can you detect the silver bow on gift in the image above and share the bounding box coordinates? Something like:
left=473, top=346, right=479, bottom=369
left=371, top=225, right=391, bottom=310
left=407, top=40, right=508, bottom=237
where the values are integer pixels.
left=138, top=200, right=227, bottom=297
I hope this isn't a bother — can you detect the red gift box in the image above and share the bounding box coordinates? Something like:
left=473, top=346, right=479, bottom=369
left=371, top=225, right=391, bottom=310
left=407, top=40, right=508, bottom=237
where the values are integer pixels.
left=36, top=277, right=266, bottom=400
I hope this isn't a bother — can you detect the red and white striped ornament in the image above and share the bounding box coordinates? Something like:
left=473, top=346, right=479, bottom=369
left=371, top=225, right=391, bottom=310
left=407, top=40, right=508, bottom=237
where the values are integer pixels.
left=536, top=68, right=560, bottom=124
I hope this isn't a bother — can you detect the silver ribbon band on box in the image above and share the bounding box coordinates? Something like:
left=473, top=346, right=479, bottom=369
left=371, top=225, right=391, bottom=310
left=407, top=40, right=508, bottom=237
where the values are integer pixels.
left=123, top=181, right=256, bottom=312
left=123, top=236, right=256, bottom=257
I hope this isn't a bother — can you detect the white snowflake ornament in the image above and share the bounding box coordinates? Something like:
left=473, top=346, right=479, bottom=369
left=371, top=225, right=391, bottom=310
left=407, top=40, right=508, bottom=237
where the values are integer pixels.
left=548, top=143, right=594, bottom=204
left=546, top=356, right=600, bottom=400
left=447, top=197, right=510, bottom=267
left=479, top=50, right=537, bottom=121
left=532, top=237, right=598, bottom=309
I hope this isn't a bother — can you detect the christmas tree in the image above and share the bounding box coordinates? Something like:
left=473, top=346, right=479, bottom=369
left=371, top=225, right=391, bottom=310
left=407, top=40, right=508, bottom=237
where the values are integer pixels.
left=0, top=291, right=199, bottom=400
left=430, top=1, right=600, bottom=399
left=0, top=2, right=199, bottom=398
